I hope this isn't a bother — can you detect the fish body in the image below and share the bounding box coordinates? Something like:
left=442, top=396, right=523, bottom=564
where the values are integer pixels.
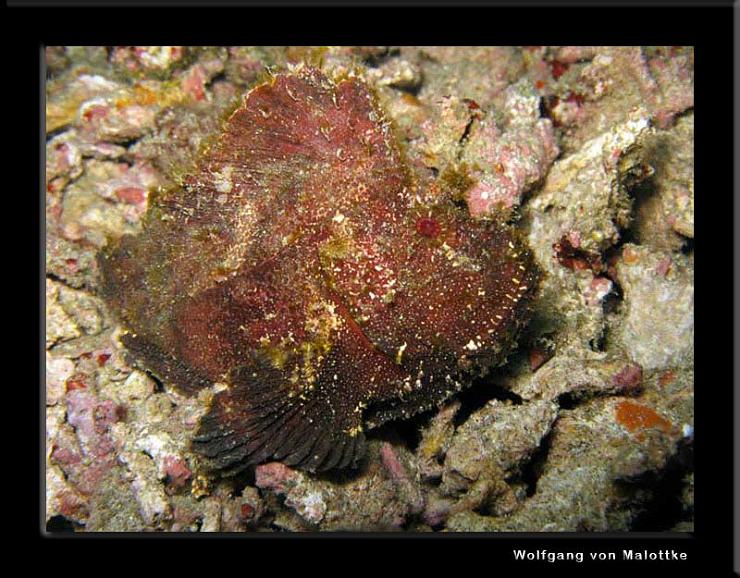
left=99, top=66, right=538, bottom=474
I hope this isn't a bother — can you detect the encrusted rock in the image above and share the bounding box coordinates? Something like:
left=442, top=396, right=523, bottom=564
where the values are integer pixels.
left=447, top=396, right=682, bottom=531
left=613, top=244, right=693, bottom=371
left=441, top=399, right=559, bottom=496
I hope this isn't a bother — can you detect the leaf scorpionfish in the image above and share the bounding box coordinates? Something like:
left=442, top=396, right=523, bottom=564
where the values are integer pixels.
left=99, top=65, right=539, bottom=475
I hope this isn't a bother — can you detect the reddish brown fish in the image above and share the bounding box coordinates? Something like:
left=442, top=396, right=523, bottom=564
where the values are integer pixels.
left=99, top=66, right=538, bottom=474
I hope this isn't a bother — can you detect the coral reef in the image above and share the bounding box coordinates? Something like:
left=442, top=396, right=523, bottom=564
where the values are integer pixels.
left=45, top=46, right=693, bottom=533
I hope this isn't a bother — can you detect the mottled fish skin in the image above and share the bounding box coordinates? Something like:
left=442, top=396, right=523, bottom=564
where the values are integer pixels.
left=99, top=65, right=539, bottom=475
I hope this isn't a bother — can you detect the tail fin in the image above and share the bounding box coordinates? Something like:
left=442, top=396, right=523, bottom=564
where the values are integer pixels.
left=192, top=360, right=366, bottom=475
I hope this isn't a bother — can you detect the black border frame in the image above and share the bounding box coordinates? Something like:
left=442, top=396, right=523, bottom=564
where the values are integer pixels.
left=19, top=3, right=734, bottom=575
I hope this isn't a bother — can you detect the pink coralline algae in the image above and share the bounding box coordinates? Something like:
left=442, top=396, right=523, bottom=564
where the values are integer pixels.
left=462, top=80, right=559, bottom=216
left=99, top=66, right=539, bottom=475
left=49, top=389, right=123, bottom=506
left=162, top=455, right=192, bottom=490
left=611, top=363, right=643, bottom=392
